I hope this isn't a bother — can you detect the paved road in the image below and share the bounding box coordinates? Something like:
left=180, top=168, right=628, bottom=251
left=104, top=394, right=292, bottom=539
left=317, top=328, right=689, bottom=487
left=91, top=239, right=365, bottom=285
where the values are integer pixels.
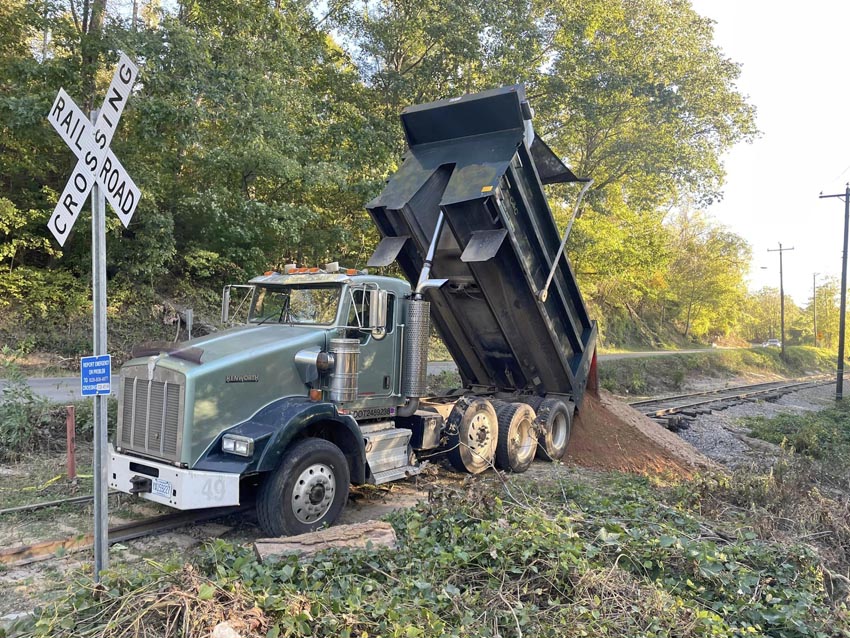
left=6, top=349, right=728, bottom=403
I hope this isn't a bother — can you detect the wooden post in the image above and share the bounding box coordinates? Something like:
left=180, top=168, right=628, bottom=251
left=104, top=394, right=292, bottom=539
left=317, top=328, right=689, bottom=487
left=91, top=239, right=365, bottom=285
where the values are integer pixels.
left=66, top=405, right=76, bottom=480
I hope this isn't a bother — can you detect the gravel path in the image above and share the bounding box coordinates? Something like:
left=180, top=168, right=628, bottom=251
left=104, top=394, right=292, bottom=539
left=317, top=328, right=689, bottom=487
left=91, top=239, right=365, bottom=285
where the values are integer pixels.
left=676, top=378, right=849, bottom=470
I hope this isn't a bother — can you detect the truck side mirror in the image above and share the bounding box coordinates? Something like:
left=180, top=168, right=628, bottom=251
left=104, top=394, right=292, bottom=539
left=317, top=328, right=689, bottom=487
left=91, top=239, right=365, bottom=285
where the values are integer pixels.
left=221, top=286, right=232, bottom=324
left=369, top=289, right=388, bottom=339
left=221, top=284, right=255, bottom=325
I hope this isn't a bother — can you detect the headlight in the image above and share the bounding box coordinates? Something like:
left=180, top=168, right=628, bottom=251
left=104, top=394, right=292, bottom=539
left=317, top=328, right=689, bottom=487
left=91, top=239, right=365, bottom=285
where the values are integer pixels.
left=222, top=434, right=254, bottom=457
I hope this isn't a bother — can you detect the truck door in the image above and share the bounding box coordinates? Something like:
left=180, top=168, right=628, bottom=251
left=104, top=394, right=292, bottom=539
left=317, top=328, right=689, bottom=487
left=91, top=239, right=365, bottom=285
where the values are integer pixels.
left=347, top=288, right=397, bottom=402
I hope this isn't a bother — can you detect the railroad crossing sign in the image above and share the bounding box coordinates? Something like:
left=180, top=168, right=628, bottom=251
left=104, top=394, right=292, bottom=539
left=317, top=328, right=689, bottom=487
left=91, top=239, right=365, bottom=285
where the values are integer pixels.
left=46, top=53, right=140, bottom=246
left=44, top=53, right=141, bottom=581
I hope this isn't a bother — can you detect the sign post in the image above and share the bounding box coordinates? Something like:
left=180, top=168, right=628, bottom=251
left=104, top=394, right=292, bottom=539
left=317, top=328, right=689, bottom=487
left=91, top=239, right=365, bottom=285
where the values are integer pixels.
left=46, top=54, right=140, bottom=581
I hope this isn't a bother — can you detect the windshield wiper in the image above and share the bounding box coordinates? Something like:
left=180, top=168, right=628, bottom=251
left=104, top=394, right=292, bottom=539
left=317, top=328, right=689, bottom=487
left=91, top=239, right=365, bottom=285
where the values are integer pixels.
left=256, top=312, right=280, bottom=326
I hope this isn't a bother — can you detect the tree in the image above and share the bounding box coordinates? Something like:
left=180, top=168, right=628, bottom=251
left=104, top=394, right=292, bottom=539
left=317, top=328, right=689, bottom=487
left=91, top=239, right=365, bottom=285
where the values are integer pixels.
left=114, top=0, right=391, bottom=279
left=666, top=211, right=750, bottom=339
left=336, top=0, right=758, bottom=346
left=798, top=276, right=842, bottom=349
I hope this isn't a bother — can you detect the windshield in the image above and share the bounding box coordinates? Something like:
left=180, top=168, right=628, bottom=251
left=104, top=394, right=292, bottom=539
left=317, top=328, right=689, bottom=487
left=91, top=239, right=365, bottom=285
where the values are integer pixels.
left=249, top=285, right=341, bottom=325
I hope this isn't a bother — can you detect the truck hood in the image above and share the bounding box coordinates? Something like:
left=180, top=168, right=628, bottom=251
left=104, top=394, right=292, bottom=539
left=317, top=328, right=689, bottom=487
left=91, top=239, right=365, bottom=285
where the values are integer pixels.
left=188, top=324, right=326, bottom=365
left=126, top=324, right=329, bottom=376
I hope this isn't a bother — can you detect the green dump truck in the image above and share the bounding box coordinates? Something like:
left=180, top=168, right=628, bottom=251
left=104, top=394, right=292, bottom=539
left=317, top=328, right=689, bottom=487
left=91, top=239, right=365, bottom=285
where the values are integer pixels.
left=109, top=85, right=597, bottom=536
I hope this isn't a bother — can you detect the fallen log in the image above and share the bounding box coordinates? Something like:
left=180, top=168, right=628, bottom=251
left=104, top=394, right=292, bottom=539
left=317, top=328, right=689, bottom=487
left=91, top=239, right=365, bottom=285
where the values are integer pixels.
left=254, top=520, right=397, bottom=563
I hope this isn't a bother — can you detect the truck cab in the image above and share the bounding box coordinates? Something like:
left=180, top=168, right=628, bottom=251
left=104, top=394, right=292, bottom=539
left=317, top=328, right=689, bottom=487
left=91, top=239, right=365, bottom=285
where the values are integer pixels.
left=110, top=267, right=427, bottom=535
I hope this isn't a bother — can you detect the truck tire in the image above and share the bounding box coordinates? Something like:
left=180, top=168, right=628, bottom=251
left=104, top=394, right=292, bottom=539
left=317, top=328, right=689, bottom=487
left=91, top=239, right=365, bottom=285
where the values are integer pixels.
left=520, top=395, right=545, bottom=412
left=257, top=438, right=350, bottom=537
left=494, top=402, right=537, bottom=473
left=446, top=397, right=498, bottom=474
left=534, top=398, right=572, bottom=461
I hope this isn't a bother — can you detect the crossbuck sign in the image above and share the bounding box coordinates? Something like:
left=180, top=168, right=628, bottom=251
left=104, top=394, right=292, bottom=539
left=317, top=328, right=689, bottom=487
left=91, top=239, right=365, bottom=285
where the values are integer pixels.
left=45, top=53, right=141, bottom=581
left=47, top=53, right=140, bottom=245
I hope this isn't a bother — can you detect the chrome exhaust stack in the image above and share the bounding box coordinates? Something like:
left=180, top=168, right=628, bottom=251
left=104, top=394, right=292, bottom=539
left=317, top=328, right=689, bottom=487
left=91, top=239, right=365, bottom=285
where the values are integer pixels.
left=402, top=300, right=430, bottom=399
left=328, top=338, right=360, bottom=403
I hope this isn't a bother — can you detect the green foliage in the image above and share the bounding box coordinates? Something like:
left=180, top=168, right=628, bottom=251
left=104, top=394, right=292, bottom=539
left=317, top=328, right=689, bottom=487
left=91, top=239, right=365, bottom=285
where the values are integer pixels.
left=0, top=0, right=761, bottom=356
left=0, top=265, right=87, bottom=321
left=599, top=346, right=836, bottom=396
left=743, top=403, right=850, bottom=462
left=426, top=369, right=462, bottom=394
left=0, top=345, right=50, bottom=459
left=680, top=460, right=850, bottom=581
left=338, top=0, right=757, bottom=348
left=0, top=345, right=117, bottom=461
left=23, top=474, right=846, bottom=637
left=665, top=212, right=751, bottom=339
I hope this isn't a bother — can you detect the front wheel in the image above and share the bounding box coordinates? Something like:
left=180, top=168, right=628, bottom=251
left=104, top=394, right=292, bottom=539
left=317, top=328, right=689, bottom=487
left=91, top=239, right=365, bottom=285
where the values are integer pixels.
left=257, top=438, right=350, bottom=537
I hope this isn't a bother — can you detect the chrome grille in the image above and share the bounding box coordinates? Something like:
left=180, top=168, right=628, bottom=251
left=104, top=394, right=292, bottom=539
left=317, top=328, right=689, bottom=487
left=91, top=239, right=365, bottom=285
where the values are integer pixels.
left=117, top=366, right=185, bottom=463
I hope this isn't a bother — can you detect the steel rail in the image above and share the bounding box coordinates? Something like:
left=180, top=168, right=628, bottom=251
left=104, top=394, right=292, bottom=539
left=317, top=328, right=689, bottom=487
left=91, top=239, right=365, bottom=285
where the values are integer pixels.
left=0, top=504, right=248, bottom=567
left=632, top=376, right=838, bottom=419
left=627, top=375, right=833, bottom=408
left=0, top=491, right=124, bottom=517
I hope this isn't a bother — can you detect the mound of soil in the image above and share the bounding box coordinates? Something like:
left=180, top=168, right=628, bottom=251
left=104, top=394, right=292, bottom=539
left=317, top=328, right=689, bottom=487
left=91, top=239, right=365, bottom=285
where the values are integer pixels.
left=565, top=390, right=715, bottom=477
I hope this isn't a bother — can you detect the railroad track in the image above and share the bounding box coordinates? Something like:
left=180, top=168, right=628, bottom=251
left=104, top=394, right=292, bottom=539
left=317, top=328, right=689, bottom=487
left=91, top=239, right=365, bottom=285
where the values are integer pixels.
left=0, top=504, right=249, bottom=567
left=629, top=375, right=837, bottom=421
left=3, top=375, right=839, bottom=566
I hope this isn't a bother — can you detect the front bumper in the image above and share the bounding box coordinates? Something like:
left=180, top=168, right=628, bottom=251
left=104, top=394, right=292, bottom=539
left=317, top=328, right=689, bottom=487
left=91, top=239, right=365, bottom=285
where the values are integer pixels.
left=109, top=445, right=241, bottom=509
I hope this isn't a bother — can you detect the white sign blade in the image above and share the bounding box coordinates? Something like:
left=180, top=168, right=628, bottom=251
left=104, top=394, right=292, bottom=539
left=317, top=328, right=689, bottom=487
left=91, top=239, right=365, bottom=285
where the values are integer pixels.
left=96, top=53, right=139, bottom=150
left=48, top=165, right=95, bottom=246
left=47, top=89, right=100, bottom=164
left=99, top=149, right=141, bottom=227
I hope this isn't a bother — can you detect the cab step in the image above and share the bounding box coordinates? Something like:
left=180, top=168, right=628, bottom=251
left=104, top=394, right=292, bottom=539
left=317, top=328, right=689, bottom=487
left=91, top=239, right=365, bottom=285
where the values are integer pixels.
left=370, top=464, right=424, bottom=485
left=361, top=421, right=419, bottom=483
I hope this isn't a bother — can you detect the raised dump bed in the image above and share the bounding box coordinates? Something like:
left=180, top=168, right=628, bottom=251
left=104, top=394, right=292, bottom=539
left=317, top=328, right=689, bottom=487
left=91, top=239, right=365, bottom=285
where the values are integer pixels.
left=367, top=85, right=597, bottom=406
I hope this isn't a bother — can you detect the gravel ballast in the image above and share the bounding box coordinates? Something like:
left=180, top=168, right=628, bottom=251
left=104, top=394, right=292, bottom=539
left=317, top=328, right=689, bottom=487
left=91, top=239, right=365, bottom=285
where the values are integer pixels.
left=675, top=379, right=850, bottom=469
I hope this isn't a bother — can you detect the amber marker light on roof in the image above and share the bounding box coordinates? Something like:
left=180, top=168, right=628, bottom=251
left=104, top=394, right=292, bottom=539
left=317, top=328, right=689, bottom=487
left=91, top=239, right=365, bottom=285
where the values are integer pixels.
left=309, top=388, right=322, bottom=401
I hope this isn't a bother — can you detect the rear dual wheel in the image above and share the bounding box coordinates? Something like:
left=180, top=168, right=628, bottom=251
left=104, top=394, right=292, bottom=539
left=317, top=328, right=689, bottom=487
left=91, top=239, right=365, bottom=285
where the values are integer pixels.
left=534, top=398, right=573, bottom=461
left=493, top=401, right=537, bottom=473
left=447, top=397, right=498, bottom=474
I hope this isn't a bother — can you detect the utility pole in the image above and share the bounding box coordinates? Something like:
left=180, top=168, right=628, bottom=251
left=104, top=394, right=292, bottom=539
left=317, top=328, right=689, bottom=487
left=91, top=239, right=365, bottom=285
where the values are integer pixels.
left=767, top=243, right=794, bottom=358
left=819, top=184, right=850, bottom=400
left=813, top=272, right=819, bottom=347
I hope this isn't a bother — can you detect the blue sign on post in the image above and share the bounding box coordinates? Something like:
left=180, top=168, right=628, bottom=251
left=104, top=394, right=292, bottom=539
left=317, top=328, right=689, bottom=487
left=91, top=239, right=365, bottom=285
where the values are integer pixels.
left=81, top=354, right=111, bottom=396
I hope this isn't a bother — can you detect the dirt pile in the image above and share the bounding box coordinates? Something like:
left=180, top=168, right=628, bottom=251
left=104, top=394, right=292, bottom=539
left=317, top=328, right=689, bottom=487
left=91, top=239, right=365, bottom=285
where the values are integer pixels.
left=565, top=390, right=715, bottom=477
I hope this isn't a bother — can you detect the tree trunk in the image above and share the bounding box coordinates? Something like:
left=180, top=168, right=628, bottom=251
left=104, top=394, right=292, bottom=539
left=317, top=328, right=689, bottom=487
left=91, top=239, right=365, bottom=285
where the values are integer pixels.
left=80, top=0, right=107, bottom=112
left=254, top=520, right=397, bottom=562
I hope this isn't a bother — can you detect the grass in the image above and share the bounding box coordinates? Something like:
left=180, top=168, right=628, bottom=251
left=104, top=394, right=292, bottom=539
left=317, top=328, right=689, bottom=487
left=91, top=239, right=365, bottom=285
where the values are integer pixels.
left=0, top=450, right=94, bottom=512
left=15, top=468, right=850, bottom=638
left=742, top=403, right=850, bottom=460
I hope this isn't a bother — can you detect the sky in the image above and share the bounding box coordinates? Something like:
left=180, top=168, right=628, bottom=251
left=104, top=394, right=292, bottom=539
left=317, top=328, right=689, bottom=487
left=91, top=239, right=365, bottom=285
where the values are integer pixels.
left=689, top=0, right=850, bottom=304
